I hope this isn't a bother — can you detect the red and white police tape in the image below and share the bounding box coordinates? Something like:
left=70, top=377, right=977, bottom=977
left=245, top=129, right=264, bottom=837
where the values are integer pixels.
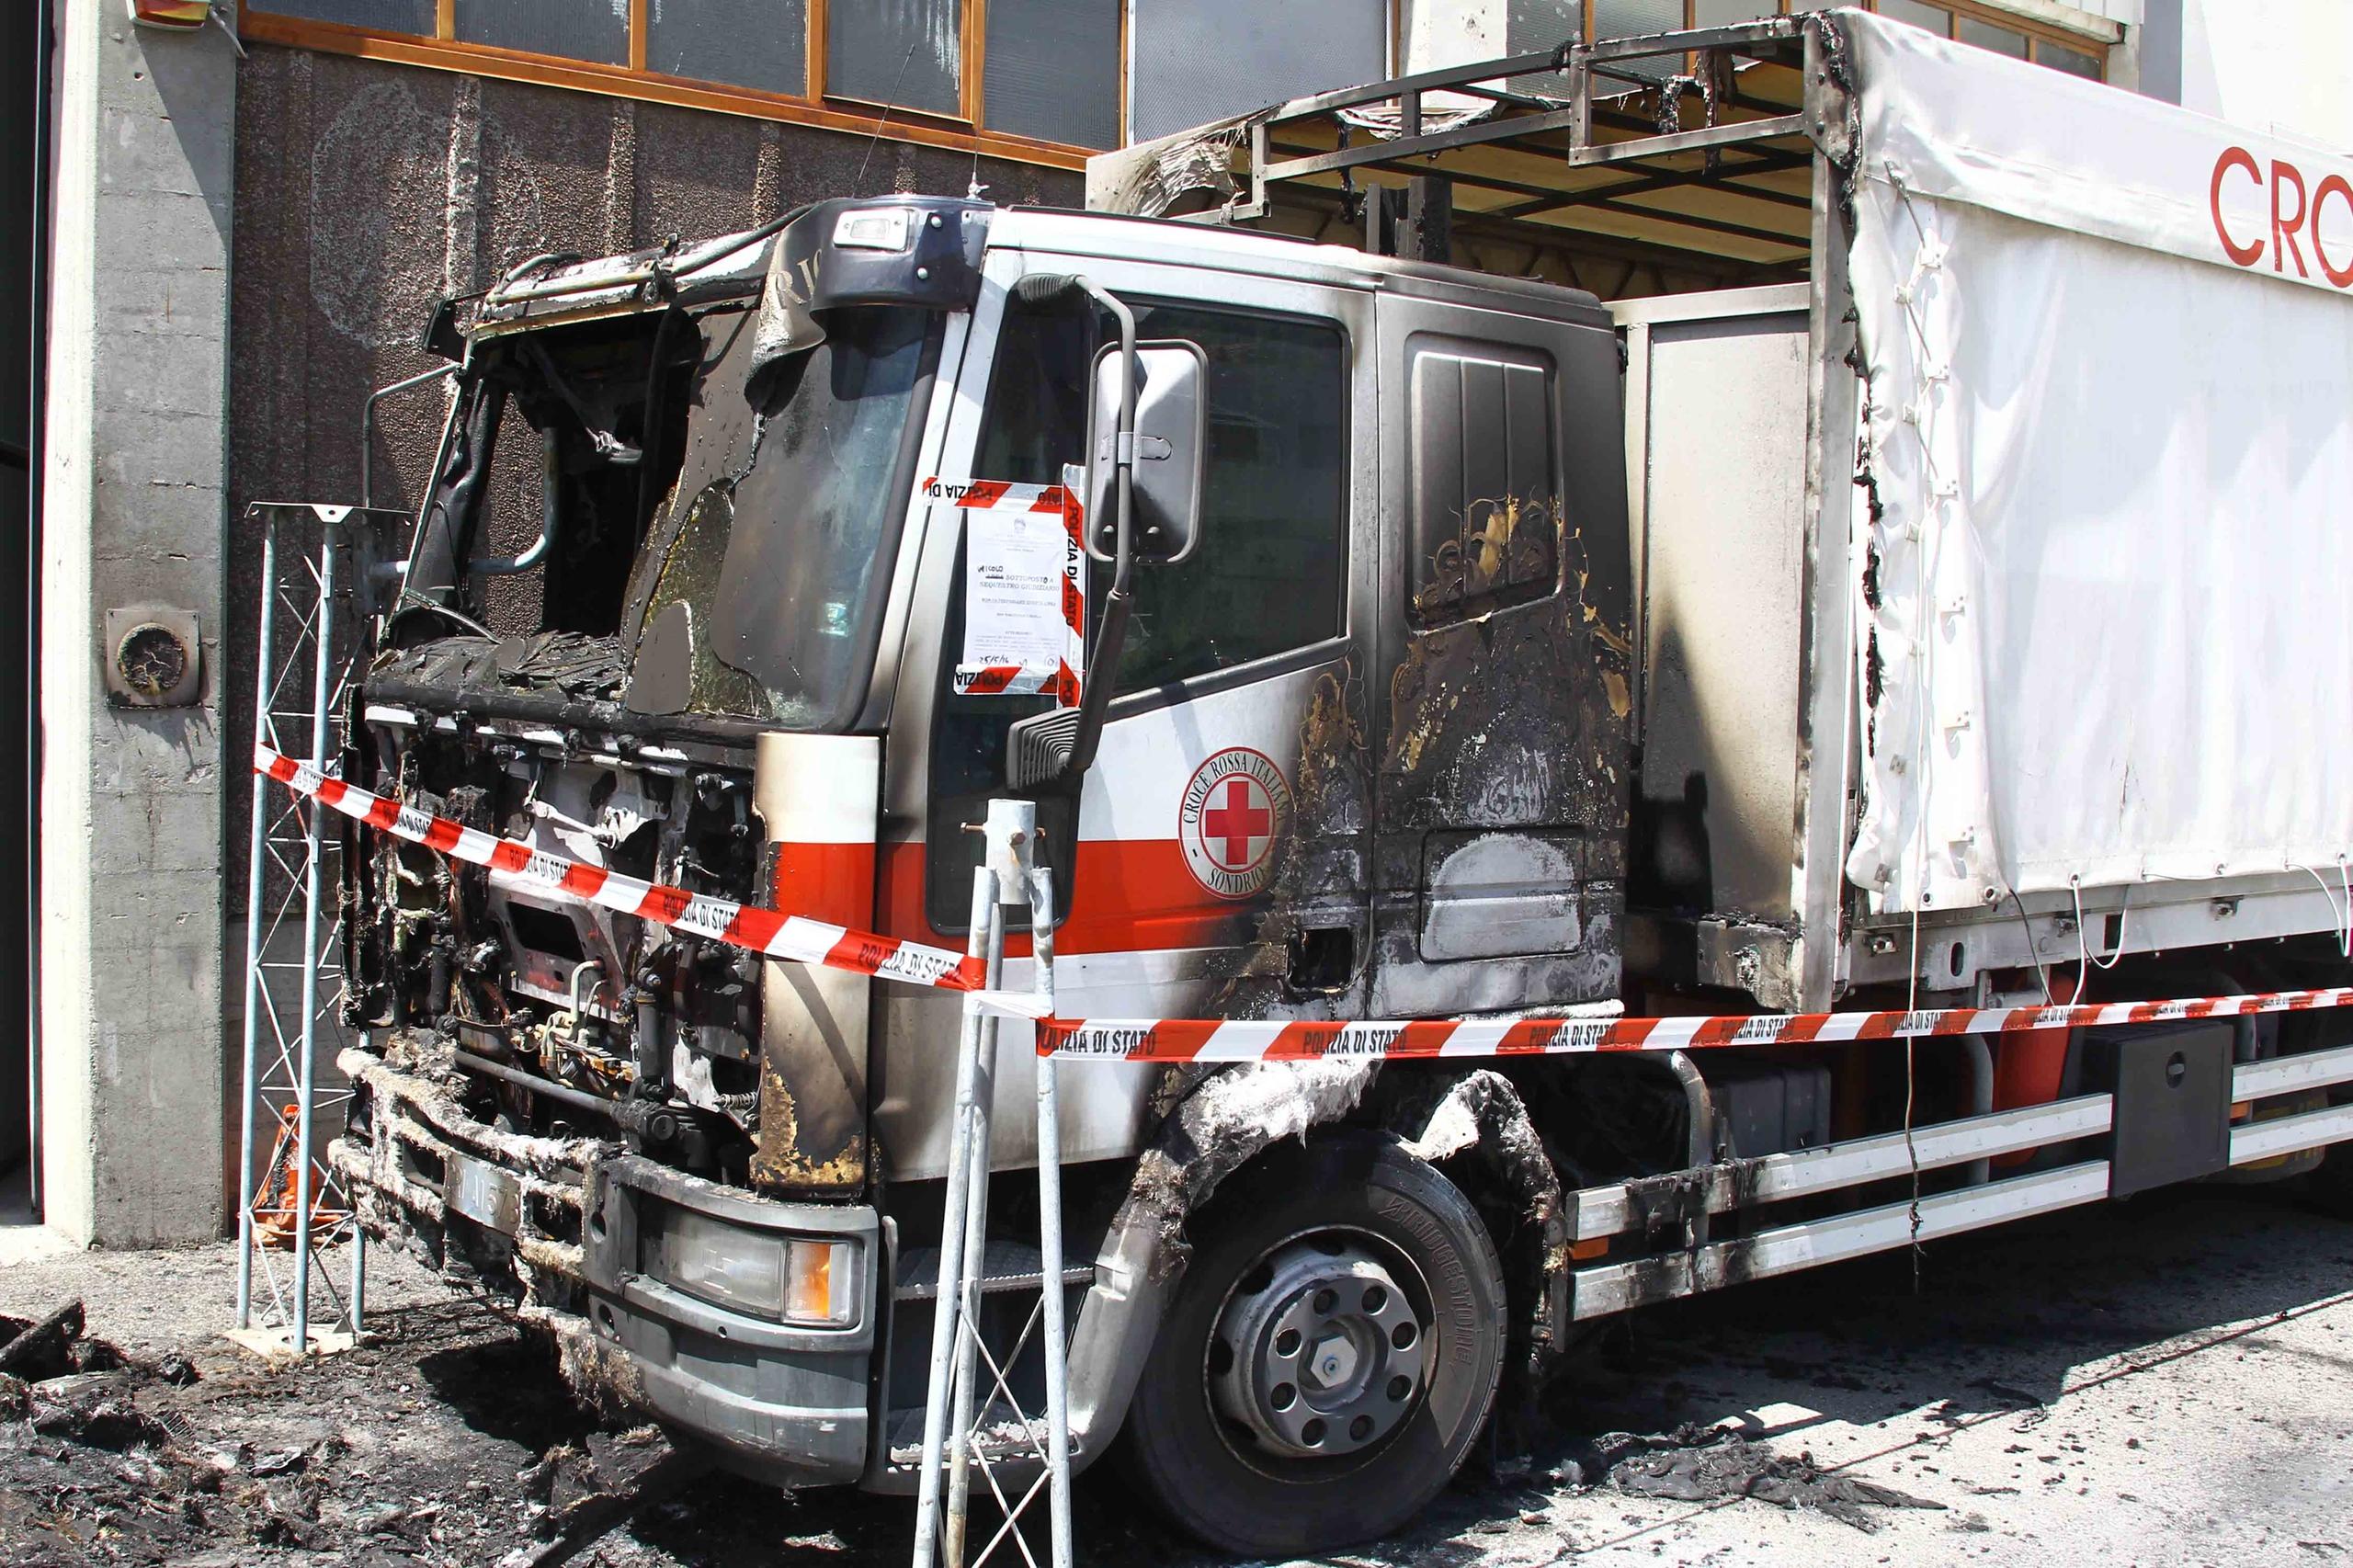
left=256, top=742, right=2353, bottom=1062
left=1033, top=989, right=2353, bottom=1062
left=255, top=743, right=1050, bottom=1018
left=919, top=478, right=1072, bottom=516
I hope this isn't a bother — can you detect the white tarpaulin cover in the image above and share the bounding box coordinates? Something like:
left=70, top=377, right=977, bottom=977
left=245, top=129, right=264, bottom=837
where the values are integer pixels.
left=1838, top=11, right=2353, bottom=914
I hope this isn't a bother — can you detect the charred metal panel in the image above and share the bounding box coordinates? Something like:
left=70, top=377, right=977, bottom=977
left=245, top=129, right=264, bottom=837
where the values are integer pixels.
left=1417, top=828, right=1590, bottom=961
left=1370, top=291, right=1632, bottom=1018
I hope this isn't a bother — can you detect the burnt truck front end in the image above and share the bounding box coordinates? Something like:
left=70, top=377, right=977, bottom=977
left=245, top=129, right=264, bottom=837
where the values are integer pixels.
left=326, top=182, right=1639, bottom=1527
left=332, top=197, right=986, bottom=1484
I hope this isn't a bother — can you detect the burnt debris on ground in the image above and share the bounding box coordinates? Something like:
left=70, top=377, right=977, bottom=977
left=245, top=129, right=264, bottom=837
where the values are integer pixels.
left=0, top=1283, right=722, bottom=1568
left=1586, top=1421, right=1944, bottom=1533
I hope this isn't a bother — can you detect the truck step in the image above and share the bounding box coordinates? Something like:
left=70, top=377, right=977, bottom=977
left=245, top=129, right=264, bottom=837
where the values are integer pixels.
left=882, top=1406, right=1070, bottom=1474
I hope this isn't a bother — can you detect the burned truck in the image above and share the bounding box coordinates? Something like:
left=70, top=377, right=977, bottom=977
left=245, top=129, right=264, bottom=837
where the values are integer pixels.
left=324, top=13, right=2353, bottom=1557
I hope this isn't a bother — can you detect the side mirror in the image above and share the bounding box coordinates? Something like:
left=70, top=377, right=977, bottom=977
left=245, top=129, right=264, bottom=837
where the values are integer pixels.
left=1085, top=340, right=1206, bottom=565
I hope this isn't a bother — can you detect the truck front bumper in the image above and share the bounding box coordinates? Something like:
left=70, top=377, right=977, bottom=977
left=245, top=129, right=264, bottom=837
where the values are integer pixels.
left=332, top=1049, right=880, bottom=1488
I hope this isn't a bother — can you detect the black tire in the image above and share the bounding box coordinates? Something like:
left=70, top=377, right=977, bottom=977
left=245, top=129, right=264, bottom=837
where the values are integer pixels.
left=1121, top=1131, right=1506, bottom=1557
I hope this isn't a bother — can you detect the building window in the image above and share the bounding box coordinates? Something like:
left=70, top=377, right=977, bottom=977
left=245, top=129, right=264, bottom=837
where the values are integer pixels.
left=829, top=0, right=965, bottom=118
left=987, top=0, right=1123, bottom=151
left=256, top=0, right=433, bottom=28
left=2033, top=36, right=2104, bottom=79
left=1589, top=1, right=2109, bottom=82
left=646, top=0, right=809, bottom=98
left=1126, top=0, right=1391, bottom=142
left=241, top=0, right=1128, bottom=167
left=239, top=0, right=2109, bottom=170
left=451, top=0, right=627, bottom=65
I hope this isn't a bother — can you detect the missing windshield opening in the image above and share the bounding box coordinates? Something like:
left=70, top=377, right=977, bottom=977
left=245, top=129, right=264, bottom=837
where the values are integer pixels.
left=408, top=311, right=704, bottom=690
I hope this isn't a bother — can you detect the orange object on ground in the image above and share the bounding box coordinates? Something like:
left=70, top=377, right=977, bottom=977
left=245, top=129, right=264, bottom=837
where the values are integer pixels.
left=252, top=1104, right=348, bottom=1249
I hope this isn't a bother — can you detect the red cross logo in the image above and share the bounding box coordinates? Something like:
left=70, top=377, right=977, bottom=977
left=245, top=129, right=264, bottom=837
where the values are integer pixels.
left=1201, top=777, right=1273, bottom=869
left=1178, top=747, right=1292, bottom=900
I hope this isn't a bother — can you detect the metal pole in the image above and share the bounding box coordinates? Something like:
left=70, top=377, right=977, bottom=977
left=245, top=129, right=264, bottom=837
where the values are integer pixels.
left=911, top=862, right=1004, bottom=1568
left=26, top=0, right=58, bottom=1224
left=944, top=801, right=1029, bottom=1565
left=233, top=520, right=279, bottom=1330
left=290, top=528, right=337, bottom=1352
left=942, top=979, right=998, bottom=1568
left=358, top=365, right=455, bottom=511
left=349, top=1226, right=367, bottom=1336
left=1028, top=858, right=1073, bottom=1568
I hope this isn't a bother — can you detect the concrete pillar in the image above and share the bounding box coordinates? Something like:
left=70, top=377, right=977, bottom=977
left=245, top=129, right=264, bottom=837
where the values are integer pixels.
left=39, top=2, right=234, bottom=1244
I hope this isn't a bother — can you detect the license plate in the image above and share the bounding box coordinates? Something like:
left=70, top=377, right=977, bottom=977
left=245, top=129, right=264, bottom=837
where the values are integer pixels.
left=443, top=1150, right=523, bottom=1235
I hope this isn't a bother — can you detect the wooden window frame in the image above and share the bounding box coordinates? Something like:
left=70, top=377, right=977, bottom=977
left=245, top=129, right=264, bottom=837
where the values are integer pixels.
left=238, top=0, right=1122, bottom=171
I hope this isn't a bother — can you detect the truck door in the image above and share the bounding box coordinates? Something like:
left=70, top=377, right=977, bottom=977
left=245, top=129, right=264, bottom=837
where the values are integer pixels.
left=875, top=250, right=1380, bottom=1176
left=1369, top=290, right=1634, bottom=1018
left=924, top=257, right=1380, bottom=1020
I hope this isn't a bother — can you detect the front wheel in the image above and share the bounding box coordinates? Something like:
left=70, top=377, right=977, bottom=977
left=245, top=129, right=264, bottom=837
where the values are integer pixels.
left=1121, top=1132, right=1507, bottom=1557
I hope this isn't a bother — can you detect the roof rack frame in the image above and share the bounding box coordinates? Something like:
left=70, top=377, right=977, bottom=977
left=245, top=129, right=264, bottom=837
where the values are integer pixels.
left=1219, top=15, right=1819, bottom=262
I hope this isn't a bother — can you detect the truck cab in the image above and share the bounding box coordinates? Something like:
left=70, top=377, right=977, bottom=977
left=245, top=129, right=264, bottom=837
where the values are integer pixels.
left=335, top=191, right=1630, bottom=1510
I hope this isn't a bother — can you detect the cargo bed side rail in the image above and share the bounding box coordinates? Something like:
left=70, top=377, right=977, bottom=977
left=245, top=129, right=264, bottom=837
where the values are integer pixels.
left=1565, top=1040, right=2353, bottom=1319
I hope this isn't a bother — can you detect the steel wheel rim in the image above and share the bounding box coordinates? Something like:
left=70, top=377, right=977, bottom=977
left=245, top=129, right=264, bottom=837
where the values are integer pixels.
left=1206, top=1228, right=1436, bottom=1461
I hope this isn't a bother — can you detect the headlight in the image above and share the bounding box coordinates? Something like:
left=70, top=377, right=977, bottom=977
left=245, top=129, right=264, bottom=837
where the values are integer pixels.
left=645, top=1205, right=858, bottom=1326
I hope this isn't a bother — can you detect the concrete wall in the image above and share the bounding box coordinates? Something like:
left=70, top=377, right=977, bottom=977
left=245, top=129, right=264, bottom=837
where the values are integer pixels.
left=40, top=2, right=236, bottom=1244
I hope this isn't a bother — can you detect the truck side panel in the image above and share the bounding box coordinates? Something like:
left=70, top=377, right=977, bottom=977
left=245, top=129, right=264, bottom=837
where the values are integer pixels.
left=1620, top=290, right=1813, bottom=943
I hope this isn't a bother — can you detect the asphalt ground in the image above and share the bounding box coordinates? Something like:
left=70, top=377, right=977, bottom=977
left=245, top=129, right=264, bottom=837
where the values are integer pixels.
left=1, top=1176, right=2347, bottom=1566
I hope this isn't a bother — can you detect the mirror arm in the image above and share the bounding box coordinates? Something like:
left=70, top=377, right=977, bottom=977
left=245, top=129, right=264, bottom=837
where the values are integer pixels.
left=1062, top=278, right=1137, bottom=779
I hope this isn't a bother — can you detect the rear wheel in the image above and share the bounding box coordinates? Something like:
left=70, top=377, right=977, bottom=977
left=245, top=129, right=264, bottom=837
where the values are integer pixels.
left=1121, top=1133, right=1506, bottom=1557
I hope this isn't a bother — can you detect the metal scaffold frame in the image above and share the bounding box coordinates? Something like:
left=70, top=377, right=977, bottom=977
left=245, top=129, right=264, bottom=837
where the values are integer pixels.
left=232, top=502, right=403, bottom=1356
left=913, top=799, right=1075, bottom=1568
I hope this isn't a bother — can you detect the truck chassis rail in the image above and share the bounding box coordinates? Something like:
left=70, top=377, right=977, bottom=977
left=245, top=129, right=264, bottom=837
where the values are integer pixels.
left=1563, top=1041, right=2353, bottom=1319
